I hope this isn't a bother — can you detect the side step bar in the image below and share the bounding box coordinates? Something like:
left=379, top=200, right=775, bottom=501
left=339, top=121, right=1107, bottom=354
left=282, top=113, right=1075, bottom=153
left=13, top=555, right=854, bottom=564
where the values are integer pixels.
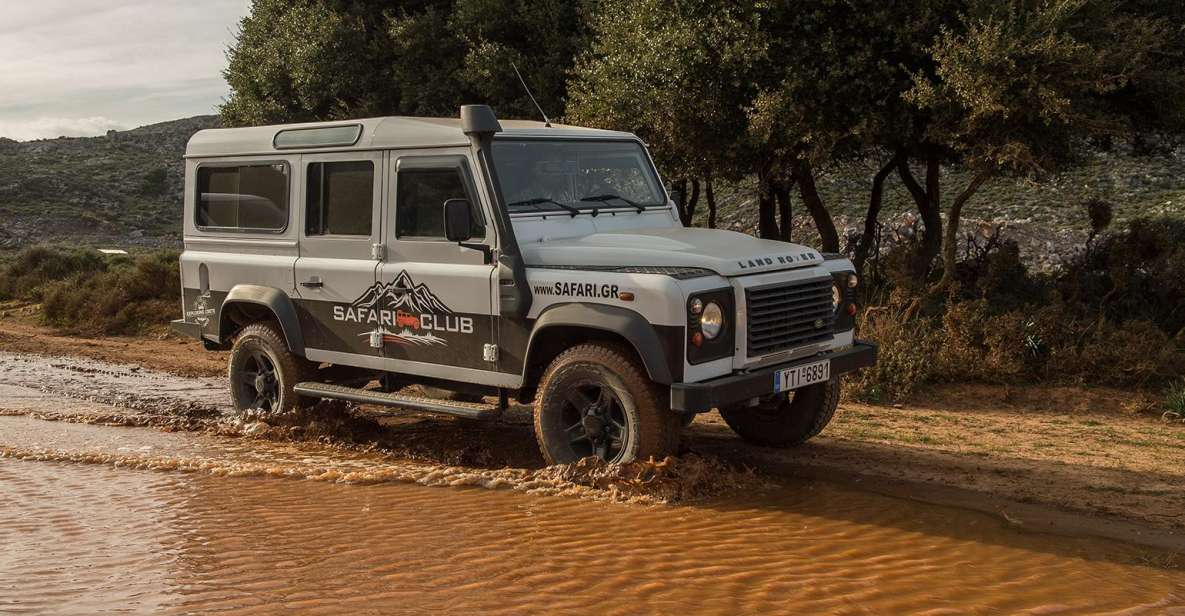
left=294, top=382, right=502, bottom=420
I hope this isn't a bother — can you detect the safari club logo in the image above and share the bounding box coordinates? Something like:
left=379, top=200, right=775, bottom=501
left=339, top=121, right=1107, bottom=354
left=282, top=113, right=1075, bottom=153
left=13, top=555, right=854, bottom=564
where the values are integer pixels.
left=332, top=271, right=473, bottom=347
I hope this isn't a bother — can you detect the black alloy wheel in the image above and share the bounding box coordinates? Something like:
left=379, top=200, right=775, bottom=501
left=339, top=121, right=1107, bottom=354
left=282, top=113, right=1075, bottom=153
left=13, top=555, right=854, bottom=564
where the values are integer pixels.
left=559, top=381, right=630, bottom=462
left=236, top=350, right=280, bottom=412
left=534, top=343, right=679, bottom=465
left=228, top=322, right=318, bottom=416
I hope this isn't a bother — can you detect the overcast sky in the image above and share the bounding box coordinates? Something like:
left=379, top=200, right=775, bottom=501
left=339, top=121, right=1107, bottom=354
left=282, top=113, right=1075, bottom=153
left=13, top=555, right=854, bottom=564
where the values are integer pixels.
left=0, top=0, right=251, bottom=141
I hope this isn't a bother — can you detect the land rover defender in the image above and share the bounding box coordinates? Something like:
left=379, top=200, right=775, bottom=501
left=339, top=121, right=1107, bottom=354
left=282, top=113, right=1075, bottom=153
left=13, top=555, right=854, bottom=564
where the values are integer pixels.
left=171, top=105, right=877, bottom=464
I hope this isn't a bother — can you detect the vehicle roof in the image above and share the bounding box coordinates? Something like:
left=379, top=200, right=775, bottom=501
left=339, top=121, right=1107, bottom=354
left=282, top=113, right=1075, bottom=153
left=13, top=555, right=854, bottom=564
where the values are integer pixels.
left=185, top=116, right=639, bottom=158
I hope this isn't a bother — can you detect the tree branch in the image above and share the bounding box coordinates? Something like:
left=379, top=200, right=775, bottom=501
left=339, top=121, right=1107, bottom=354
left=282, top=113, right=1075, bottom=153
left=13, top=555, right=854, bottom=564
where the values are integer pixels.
left=855, top=154, right=900, bottom=273
left=794, top=160, right=839, bottom=252
left=937, top=171, right=993, bottom=290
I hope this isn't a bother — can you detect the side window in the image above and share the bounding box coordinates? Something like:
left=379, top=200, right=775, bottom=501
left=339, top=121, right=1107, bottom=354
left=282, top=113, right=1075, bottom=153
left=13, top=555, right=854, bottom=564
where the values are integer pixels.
left=396, top=168, right=485, bottom=239
left=305, top=161, right=374, bottom=236
left=196, top=163, right=289, bottom=231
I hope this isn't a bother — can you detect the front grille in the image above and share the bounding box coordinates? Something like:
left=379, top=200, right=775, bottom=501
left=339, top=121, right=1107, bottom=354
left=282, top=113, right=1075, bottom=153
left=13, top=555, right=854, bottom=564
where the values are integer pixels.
left=745, top=277, right=835, bottom=357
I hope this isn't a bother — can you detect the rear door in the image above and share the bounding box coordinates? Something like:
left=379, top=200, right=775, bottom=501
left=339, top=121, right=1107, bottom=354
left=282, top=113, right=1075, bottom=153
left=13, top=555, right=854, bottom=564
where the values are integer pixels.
left=293, top=151, right=384, bottom=358
left=376, top=153, right=497, bottom=375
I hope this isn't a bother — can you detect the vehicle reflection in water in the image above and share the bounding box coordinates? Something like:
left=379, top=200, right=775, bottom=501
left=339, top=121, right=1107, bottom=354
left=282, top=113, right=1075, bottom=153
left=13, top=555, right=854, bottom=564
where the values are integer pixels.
left=2, top=413, right=1183, bottom=615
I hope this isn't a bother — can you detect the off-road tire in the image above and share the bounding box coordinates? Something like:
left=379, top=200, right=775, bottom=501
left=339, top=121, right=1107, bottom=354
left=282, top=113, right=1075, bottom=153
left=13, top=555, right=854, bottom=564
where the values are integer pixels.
left=534, top=343, right=679, bottom=464
left=228, top=322, right=318, bottom=415
left=718, top=378, right=840, bottom=448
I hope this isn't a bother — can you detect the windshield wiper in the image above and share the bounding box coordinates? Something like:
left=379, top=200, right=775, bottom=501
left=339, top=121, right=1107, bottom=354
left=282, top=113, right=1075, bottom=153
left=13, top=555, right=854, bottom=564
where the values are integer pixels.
left=505, top=197, right=579, bottom=218
left=580, top=193, right=645, bottom=214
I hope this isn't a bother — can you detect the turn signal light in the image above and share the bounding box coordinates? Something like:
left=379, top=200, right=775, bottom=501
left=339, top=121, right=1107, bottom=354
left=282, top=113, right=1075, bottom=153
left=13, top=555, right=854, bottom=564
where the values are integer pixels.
left=848, top=303, right=858, bottom=316
left=691, top=331, right=704, bottom=347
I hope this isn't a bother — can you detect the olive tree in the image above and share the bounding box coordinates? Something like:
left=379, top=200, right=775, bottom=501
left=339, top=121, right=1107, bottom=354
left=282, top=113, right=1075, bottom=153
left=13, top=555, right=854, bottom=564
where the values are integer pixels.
left=905, top=0, right=1185, bottom=289
left=565, top=0, right=762, bottom=226
left=221, top=0, right=589, bottom=126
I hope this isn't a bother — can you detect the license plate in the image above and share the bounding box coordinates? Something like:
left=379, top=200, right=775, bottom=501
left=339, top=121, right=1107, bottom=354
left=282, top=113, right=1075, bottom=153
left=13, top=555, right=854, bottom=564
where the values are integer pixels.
left=773, top=360, right=831, bottom=393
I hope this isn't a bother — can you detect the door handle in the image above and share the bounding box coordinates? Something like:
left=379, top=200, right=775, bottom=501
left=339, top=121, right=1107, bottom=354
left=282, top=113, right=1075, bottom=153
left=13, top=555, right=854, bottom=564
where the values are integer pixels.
left=300, top=278, right=324, bottom=289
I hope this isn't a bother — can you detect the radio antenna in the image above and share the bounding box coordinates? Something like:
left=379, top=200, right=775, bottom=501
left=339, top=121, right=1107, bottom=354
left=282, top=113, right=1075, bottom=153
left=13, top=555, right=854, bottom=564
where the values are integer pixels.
left=512, top=62, right=552, bottom=128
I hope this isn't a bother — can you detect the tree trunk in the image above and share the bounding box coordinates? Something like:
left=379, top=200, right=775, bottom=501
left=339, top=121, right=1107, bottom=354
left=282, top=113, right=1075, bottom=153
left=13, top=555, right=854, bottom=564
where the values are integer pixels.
left=673, top=178, right=688, bottom=225
left=757, top=170, right=780, bottom=240
left=794, top=161, right=839, bottom=252
left=937, top=172, right=992, bottom=290
left=854, top=155, right=899, bottom=274
left=706, top=177, right=717, bottom=229
left=922, top=158, right=942, bottom=271
left=774, top=180, right=793, bottom=242
left=684, top=179, right=701, bottom=226
left=896, top=157, right=943, bottom=278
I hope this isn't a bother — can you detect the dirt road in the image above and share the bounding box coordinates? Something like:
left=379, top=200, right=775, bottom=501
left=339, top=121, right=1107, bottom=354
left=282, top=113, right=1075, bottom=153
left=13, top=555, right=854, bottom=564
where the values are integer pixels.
left=1, top=317, right=1183, bottom=545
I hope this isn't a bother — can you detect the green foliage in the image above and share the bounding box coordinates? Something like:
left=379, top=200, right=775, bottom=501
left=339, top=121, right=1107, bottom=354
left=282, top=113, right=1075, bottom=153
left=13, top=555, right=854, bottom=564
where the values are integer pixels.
left=140, top=167, right=169, bottom=196
left=1061, top=217, right=1185, bottom=335
left=0, top=246, right=107, bottom=301
left=847, top=216, right=1185, bottom=401
left=41, top=250, right=180, bottom=336
left=1164, top=380, right=1185, bottom=417
left=907, top=0, right=1181, bottom=177
left=567, top=0, right=761, bottom=181
left=0, top=246, right=180, bottom=335
left=220, top=0, right=589, bottom=126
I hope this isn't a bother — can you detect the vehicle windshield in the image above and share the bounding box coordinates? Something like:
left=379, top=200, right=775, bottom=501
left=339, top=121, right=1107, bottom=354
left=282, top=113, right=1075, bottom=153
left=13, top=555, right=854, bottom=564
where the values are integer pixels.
left=492, top=140, right=666, bottom=214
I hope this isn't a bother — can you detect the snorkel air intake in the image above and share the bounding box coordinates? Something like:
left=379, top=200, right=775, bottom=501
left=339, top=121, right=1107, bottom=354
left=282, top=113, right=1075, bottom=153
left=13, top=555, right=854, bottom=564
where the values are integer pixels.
left=461, top=105, right=533, bottom=321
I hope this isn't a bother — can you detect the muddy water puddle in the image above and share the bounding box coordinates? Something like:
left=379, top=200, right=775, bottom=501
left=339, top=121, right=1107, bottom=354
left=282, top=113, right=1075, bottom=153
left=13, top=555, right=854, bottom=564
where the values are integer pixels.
left=3, top=353, right=1185, bottom=613
left=3, top=415, right=1185, bottom=614
left=0, top=351, right=230, bottom=415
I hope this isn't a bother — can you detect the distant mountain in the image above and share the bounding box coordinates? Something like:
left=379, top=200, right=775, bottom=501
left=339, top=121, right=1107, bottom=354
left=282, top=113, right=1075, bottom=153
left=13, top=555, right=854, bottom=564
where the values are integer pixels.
left=0, top=115, right=220, bottom=249
left=352, top=272, right=453, bottom=314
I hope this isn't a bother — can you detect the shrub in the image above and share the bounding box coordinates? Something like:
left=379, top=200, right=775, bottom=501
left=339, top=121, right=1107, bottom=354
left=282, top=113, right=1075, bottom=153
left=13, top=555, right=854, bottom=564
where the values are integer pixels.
left=1062, top=216, right=1185, bottom=335
left=1164, top=380, right=1185, bottom=417
left=846, top=304, right=940, bottom=402
left=0, top=246, right=108, bottom=301
left=40, top=250, right=180, bottom=335
left=847, top=216, right=1185, bottom=401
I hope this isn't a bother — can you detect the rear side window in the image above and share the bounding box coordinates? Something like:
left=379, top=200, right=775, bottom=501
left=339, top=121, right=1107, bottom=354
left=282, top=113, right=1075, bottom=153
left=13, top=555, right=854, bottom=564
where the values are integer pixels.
left=305, top=161, right=374, bottom=236
left=396, top=168, right=484, bottom=239
left=196, top=163, right=289, bottom=231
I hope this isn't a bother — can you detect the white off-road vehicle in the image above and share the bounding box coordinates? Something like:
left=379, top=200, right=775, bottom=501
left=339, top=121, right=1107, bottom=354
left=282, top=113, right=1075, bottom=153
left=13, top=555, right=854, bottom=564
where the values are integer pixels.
left=172, top=105, right=876, bottom=464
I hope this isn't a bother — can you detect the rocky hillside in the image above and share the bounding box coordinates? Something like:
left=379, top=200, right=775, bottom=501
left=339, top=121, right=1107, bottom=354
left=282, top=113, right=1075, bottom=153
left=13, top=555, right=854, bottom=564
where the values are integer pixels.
left=1, top=114, right=1181, bottom=267
left=0, top=116, right=219, bottom=249
left=698, top=148, right=1185, bottom=270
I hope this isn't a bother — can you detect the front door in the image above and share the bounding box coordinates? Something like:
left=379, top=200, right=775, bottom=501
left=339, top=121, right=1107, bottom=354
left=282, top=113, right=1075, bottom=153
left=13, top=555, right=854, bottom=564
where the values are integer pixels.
left=293, top=151, right=384, bottom=358
left=377, top=153, right=497, bottom=375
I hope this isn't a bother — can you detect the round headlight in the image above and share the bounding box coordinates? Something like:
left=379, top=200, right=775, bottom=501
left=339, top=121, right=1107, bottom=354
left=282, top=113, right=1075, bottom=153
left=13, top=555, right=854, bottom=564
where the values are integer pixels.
left=832, top=283, right=842, bottom=311
left=700, top=301, right=724, bottom=339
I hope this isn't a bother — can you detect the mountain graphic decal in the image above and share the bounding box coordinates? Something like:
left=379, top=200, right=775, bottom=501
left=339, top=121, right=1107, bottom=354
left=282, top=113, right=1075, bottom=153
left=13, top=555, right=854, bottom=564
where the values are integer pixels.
left=351, top=271, right=453, bottom=314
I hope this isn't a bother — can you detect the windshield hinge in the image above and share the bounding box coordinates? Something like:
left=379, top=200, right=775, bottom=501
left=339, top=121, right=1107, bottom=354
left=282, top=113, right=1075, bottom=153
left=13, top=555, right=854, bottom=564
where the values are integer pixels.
left=371, top=243, right=386, bottom=261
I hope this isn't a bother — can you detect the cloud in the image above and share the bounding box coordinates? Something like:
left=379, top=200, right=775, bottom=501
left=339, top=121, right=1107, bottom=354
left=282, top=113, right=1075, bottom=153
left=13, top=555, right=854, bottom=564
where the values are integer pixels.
left=0, top=0, right=250, bottom=137
left=0, top=116, right=129, bottom=141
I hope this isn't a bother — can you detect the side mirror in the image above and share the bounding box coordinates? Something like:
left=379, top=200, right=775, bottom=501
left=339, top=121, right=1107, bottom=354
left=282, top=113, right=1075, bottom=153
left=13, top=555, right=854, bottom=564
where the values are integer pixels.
left=443, top=198, right=473, bottom=242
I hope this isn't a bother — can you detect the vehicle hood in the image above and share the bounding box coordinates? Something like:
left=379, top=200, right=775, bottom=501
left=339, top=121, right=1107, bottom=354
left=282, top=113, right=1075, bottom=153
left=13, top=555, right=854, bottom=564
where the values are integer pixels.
left=520, top=227, right=824, bottom=277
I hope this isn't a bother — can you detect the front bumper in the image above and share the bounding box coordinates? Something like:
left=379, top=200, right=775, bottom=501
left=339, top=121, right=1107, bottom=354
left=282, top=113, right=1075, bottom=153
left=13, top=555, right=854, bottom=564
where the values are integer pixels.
left=670, top=341, right=878, bottom=413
